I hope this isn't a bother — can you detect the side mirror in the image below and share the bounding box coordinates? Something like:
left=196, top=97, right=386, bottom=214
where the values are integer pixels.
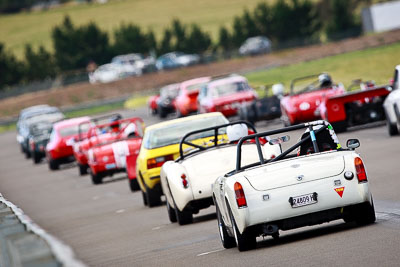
left=346, top=139, right=360, bottom=150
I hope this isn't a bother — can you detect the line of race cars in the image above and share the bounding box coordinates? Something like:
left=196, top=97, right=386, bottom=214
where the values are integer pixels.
left=14, top=65, right=400, bottom=251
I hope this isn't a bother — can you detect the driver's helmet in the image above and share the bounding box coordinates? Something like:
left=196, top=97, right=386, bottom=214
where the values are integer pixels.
left=110, top=114, right=122, bottom=132
left=227, top=124, right=248, bottom=143
left=297, top=124, right=341, bottom=156
left=318, top=73, right=332, bottom=88
left=272, top=83, right=284, bottom=96
left=123, top=123, right=137, bottom=137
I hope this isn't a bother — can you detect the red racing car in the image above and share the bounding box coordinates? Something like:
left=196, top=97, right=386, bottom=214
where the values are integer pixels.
left=198, top=74, right=258, bottom=117
left=87, top=117, right=144, bottom=187
left=46, top=116, right=91, bottom=170
left=280, top=73, right=345, bottom=126
left=175, top=77, right=211, bottom=117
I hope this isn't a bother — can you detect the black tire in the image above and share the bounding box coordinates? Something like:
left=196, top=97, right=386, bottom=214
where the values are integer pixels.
left=25, top=149, right=31, bottom=159
left=146, top=187, right=162, bottom=207
left=129, top=179, right=140, bottom=192
left=385, top=107, right=399, bottom=136
left=166, top=200, right=177, bottom=223
left=174, top=205, right=193, bottom=225
left=78, top=164, right=88, bottom=175
left=355, top=199, right=376, bottom=226
left=142, top=191, right=148, bottom=206
left=91, top=172, right=103, bottom=184
left=48, top=159, right=59, bottom=170
left=216, top=203, right=236, bottom=249
left=229, top=206, right=256, bottom=251
left=32, top=151, right=41, bottom=164
left=158, top=106, right=167, bottom=118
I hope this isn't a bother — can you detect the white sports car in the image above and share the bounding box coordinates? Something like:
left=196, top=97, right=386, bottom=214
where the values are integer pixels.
left=383, top=64, right=400, bottom=135
left=213, top=120, right=375, bottom=251
left=160, top=122, right=281, bottom=225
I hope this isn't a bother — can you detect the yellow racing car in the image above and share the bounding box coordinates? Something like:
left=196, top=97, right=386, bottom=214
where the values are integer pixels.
left=135, top=112, right=229, bottom=207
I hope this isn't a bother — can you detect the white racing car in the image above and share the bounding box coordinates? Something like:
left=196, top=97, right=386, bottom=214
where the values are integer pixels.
left=383, top=64, right=400, bottom=136
left=160, top=122, right=281, bottom=225
left=213, top=120, right=375, bottom=251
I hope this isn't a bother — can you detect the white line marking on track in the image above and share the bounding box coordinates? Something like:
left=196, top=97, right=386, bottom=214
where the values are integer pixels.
left=116, top=209, right=125, bottom=213
left=197, top=248, right=225, bottom=256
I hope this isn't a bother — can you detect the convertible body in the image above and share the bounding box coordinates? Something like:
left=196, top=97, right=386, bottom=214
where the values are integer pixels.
left=160, top=122, right=281, bottom=225
left=213, top=120, right=375, bottom=251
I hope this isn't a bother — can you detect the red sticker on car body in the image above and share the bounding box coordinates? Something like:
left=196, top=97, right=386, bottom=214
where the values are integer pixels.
left=334, top=187, right=345, bottom=197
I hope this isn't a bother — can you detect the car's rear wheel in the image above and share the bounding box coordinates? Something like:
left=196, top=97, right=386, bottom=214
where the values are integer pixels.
left=229, top=206, right=256, bottom=251
left=78, top=164, right=88, bottom=175
left=142, top=191, right=148, bottom=206
left=25, top=149, right=31, bottom=159
left=91, top=172, right=103, bottom=184
left=355, top=199, right=376, bottom=225
left=158, top=106, right=167, bottom=118
left=216, top=203, right=236, bottom=249
left=166, top=200, right=177, bottom=223
left=32, top=151, right=41, bottom=164
left=146, top=187, right=161, bottom=207
left=175, top=205, right=193, bottom=225
left=385, top=107, right=399, bottom=136
left=129, top=179, right=140, bottom=192
left=48, top=158, right=59, bottom=170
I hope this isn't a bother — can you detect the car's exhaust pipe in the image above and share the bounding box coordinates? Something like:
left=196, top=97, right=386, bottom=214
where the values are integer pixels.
left=262, top=224, right=279, bottom=235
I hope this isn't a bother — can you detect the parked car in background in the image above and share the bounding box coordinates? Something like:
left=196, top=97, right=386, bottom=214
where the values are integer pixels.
left=135, top=112, right=228, bottom=207
left=175, top=77, right=210, bottom=117
left=89, top=63, right=135, bottom=84
left=28, top=121, right=53, bottom=164
left=238, top=83, right=283, bottom=124
left=198, top=74, right=258, bottom=117
left=239, top=36, right=272, bottom=56
left=17, top=106, right=65, bottom=158
left=280, top=73, right=345, bottom=126
left=46, top=116, right=91, bottom=170
left=156, top=83, right=181, bottom=118
left=383, top=65, right=400, bottom=136
left=156, top=52, right=200, bottom=70
left=111, top=53, right=156, bottom=75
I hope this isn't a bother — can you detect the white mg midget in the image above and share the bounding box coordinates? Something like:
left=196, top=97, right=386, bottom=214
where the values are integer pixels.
left=160, top=122, right=281, bottom=225
left=212, top=120, right=376, bottom=251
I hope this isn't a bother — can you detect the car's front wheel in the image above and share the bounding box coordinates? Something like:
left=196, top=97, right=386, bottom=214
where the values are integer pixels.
left=142, top=191, right=148, bottom=206
left=216, top=203, right=236, bottom=249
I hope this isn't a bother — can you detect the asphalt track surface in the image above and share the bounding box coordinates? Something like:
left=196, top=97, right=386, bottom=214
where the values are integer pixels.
left=1, top=107, right=400, bottom=266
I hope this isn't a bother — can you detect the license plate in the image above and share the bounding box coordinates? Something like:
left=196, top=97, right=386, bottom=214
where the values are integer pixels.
left=105, top=163, right=116, bottom=169
left=289, top=192, right=317, bottom=208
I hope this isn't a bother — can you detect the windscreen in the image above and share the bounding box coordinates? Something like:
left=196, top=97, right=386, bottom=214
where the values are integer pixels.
left=211, top=81, right=251, bottom=98
left=143, top=115, right=228, bottom=149
left=186, top=82, right=208, bottom=93
left=26, top=111, right=65, bottom=124
left=59, top=123, right=90, bottom=137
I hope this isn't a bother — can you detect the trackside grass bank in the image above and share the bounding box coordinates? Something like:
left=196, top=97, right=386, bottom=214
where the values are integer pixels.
left=246, top=42, right=400, bottom=91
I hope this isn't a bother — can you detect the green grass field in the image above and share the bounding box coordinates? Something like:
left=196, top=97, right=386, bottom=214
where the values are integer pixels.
left=0, top=0, right=265, bottom=58
left=245, top=42, right=400, bottom=93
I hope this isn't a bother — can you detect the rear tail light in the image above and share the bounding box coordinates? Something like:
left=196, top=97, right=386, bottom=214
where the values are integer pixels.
left=355, top=157, right=367, bottom=183
left=147, top=154, right=174, bottom=169
left=234, top=182, right=247, bottom=208
left=181, top=173, right=188, bottom=188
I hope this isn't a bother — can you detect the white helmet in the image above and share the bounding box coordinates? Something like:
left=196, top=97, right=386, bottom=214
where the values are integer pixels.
left=124, top=123, right=137, bottom=137
left=227, top=124, right=248, bottom=142
left=272, top=83, right=284, bottom=96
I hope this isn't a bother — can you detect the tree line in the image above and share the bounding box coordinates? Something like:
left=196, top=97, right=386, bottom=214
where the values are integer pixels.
left=1, top=0, right=364, bottom=89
